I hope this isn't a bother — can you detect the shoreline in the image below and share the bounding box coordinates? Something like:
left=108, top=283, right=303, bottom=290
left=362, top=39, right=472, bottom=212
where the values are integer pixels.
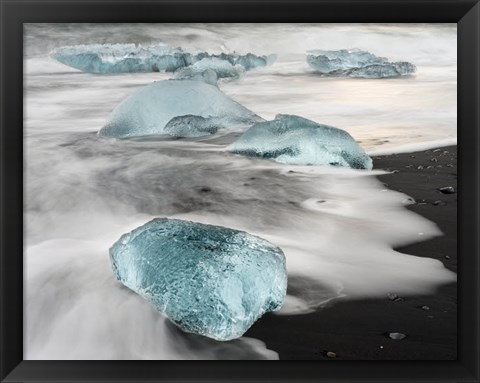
left=245, top=145, right=457, bottom=360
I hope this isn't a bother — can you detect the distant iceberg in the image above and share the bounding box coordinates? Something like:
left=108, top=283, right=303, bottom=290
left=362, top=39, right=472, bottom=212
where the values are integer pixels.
left=51, top=43, right=193, bottom=73
left=110, top=218, right=287, bottom=341
left=228, top=114, right=373, bottom=169
left=98, top=75, right=262, bottom=138
left=50, top=43, right=276, bottom=76
left=307, top=49, right=416, bottom=78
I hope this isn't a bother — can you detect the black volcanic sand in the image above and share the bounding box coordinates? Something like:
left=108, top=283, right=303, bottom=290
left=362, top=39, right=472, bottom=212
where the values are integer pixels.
left=245, top=146, right=457, bottom=360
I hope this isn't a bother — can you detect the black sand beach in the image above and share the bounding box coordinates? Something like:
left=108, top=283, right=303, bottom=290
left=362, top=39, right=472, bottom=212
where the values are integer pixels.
left=246, top=145, right=457, bottom=360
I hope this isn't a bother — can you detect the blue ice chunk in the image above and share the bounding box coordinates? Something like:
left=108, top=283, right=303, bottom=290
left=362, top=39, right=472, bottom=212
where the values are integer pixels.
left=50, top=44, right=276, bottom=75
left=307, top=49, right=416, bottom=78
left=98, top=78, right=262, bottom=138
left=228, top=114, right=373, bottom=169
left=195, top=52, right=277, bottom=71
left=109, top=218, right=287, bottom=341
left=164, top=115, right=220, bottom=137
left=51, top=44, right=193, bottom=74
left=178, top=69, right=219, bottom=86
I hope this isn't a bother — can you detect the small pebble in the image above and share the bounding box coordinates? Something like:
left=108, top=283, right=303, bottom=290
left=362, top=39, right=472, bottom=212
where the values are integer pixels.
left=326, top=351, right=337, bottom=358
left=439, top=186, right=455, bottom=194
left=445, top=255, right=451, bottom=259
left=387, top=293, right=398, bottom=301
left=410, top=155, right=416, bottom=158
left=433, top=200, right=447, bottom=206
left=430, top=157, right=438, bottom=162
left=417, top=165, right=424, bottom=170
left=421, top=305, right=430, bottom=311
left=433, top=149, right=441, bottom=153
left=389, top=333, right=407, bottom=340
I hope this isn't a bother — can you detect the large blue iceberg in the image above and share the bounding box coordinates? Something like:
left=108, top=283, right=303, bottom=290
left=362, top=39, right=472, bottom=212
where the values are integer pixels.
left=228, top=114, right=373, bottom=169
left=50, top=44, right=276, bottom=76
left=307, top=49, right=416, bottom=78
left=98, top=75, right=262, bottom=138
left=110, top=218, right=287, bottom=341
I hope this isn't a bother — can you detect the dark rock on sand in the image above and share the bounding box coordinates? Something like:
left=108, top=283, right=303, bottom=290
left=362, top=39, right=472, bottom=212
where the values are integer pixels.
left=389, top=332, right=407, bottom=340
left=439, top=186, right=455, bottom=194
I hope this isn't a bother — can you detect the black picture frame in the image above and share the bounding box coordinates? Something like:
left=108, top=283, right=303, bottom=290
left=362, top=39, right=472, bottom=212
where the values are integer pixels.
left=1, top=0, right=479, bottom=382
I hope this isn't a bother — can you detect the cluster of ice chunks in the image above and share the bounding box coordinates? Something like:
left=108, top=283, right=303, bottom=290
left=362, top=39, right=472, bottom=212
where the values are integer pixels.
left=307, top=49, right=416, bottom=78
left=50, top=43, right=276, bottom=77
left=109, top=218, right=287, bottom=341
left=98, top=76, right=262, bottom=138
left=228, top=114, right=373, bottom=170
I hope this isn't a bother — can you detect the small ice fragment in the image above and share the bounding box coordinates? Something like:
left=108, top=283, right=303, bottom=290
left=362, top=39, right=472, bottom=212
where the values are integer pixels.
left=228, top=114, right=372, bottom=169
left=98, top=79, right=262, bottom=138
left=389, top=332, right=407, bottom=340
left=307, top=49, right=416, bottom=78
left=50, top=43, right=193, bottom=73
left=163, top=115, right=219, bottom=137
left=174, top=57, right=246, bottom=80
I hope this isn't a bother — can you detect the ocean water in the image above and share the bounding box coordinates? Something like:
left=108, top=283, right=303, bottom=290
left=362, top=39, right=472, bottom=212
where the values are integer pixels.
left=24, top=23, right=457, bottom=360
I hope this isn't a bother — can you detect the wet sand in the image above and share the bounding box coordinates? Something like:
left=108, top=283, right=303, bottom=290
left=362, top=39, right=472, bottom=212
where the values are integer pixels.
left=246, top=145, right=457, bottom=360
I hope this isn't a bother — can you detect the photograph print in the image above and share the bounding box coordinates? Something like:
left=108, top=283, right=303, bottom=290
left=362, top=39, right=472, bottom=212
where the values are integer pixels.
left=24, top=23, right=457, bottom=360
